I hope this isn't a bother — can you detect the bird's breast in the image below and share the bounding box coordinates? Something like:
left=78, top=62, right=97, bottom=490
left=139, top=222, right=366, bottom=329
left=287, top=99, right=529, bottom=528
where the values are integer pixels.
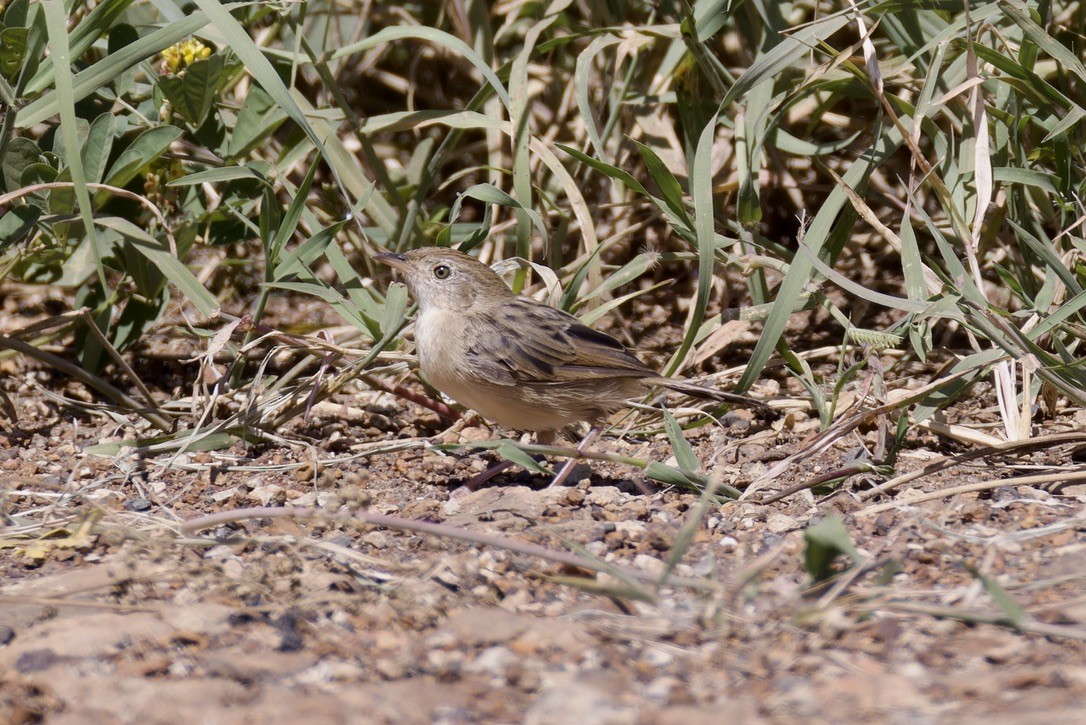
left=413, top=308, right=583, bottom=432
left=414, top=308, right=461, bottom=381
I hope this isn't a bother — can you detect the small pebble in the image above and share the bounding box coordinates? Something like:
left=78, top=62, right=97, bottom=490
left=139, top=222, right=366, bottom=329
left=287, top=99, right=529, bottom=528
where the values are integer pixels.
left=124, top=497, right=153, bottom=512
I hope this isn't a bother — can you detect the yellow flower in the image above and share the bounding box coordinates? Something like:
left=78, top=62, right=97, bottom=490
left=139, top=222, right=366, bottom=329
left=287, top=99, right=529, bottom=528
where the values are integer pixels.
left=160, top=38, right=213, bottom=75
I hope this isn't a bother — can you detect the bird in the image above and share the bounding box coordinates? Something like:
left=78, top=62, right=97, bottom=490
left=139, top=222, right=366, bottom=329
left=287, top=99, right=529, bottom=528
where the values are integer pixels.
left=375, top=246, right=768, bottom=487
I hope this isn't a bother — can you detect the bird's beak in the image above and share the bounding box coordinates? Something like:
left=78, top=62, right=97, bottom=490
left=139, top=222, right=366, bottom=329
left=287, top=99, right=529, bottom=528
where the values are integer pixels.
left=374, top=252, right=408, bottom=272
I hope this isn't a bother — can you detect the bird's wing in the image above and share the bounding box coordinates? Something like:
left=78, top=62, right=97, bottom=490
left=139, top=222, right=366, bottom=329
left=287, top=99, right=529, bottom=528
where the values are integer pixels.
left=465, top=297, right=651, bottom=386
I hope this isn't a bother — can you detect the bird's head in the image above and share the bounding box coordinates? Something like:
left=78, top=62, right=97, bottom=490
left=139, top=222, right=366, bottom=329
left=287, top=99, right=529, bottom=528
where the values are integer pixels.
left=375, top=247, right=514, bottom=313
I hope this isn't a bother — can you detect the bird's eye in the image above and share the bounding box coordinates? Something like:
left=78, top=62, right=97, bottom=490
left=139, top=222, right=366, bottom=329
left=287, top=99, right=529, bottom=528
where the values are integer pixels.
left=433, top=264, right=451, bottom=280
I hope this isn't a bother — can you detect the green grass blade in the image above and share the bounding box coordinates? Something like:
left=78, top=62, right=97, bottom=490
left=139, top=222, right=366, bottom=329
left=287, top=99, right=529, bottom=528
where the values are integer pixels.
left=187, top=0, right=353, bottom=208
left=737, top=127, right=904, bottom=391
left=41, top=0, right=106, bottom=293
left=665, top=102, right=724, bottom=376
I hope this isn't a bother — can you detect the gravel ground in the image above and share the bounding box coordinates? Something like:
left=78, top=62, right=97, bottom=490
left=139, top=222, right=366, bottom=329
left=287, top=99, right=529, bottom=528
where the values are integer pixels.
left=2, top=292, right=1085, bottom=723
left=3, top=373, right=1085, bottom=724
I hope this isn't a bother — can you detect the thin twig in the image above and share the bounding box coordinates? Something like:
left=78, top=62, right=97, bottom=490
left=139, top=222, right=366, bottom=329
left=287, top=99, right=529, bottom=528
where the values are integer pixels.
left=868, top=600, right=1086, bottom=642
left=0, top=181, right=177, bottom=254
left=859, top=431, right=1086, bottom=502
left=0, top=334, right=171, bottom=431
left=180, top=505, right=719, bottom=591
left=858, top=468, right=1086, bottom=517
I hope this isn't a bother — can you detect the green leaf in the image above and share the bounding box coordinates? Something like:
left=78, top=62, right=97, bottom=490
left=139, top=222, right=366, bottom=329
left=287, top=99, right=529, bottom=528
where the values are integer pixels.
left=104, top=23, right=139, bottom=99
left=692, top=0, right=733, bottom=39
left=578, top=253, right=657, bottom=303
left=999, top=0, right=1086, bottom=88
left=379, top=282, right=409, bottom=343
left=0, top=206, right=40, bottom=247
left=964, top=563, right=1028, bottom=627
left=4, top=0, right=44, bottom=91
left=0, top=26, right=28, bottom=79
left=356, top=109, right=505, bottom=136
left=643, top=462, right=708, bottom=491
left=804, top=516, right=859, bottom=582
left=3, top=136, right=43, bottom=192
left=738, top=126, right=903, bottom=391
left=17, top=13, right=212, bottom=127
left=720, top=13, right=851, bottom=109
left=576, top=279, right=669, bottom=327
left=94, top=216, right=220, bottom=317
left=23, top=0, right=137, bottom=94
left=84, top=430, right=241, bottom=456
left=330, top=25, right=510, bottom=108
left=188, top=0, right=360, bottom=213
left=323, top=244, right=385, bottom=339
left=258, top=183, right=280, bottom=256
left=103, top=125, right=183, bottom=189
left=445, top=183, right=547, bottom=250
left=269, top=156, right=319, bottom=266
left=1, top=0, right=29, bottom=27
left=495, top=441, right=551, bottom=475
left=574, top=35, right=621, bottom=158
left=773, top=127, right=862, bottom=156
left=796, top=238, right=931, bottom=314
left=156, top=53, right=224, bottom=127
left=631, top=139, right=694, bottom=230
left=661, top=408, right=700, bottom=473
left=558, top=143, right=652, bottom=197
left=227, top=85, right=286, bottom=158
left=53, top=235, right=118, bottom=287
left=665, top=102, right=723, bottom=375
left=736, top=105, right=762, bottom=225
left=273, top=219, right=347, bottom=281
left=73, top=284, right=111, bottom=374
left=81, top=113, right=119, bottom=185
left=167, top=165, right=268, bottom=187
left=993, top=167, right=1059, bottom=194
left=558, top=143, right=691, bottom=239
left=898, top=216, right=929, bottom=304
left=113, top=287, right=169, bottom=352
left=43, top=0, right=106, bottom=292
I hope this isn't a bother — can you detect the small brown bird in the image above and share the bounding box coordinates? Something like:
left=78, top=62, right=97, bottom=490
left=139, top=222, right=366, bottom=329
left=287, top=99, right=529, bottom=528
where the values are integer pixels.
left=376, top=246, right=767, bottom=486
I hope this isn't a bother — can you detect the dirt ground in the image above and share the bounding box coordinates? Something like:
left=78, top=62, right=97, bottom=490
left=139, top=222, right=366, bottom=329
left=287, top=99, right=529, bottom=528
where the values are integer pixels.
left=2, top=294, right=1085, bottom=724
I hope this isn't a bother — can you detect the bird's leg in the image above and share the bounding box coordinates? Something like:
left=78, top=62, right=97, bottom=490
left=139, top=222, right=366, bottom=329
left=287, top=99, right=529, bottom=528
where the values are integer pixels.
left=461, top=431, right=545, bottom=489
left=436, top=412, right=487, bottom=443
left=547, top=426, right=602, bottom=488
left=461, top=458, right=519, bottom=489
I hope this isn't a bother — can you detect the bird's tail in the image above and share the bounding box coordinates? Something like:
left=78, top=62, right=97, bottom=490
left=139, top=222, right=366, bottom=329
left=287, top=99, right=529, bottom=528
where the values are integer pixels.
left=656, top=377, right=774, bottom=417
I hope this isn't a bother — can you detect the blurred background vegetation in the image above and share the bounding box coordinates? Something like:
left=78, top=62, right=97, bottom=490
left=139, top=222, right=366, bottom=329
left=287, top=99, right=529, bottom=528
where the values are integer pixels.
left=1, top=0, right=1084, bottom=473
